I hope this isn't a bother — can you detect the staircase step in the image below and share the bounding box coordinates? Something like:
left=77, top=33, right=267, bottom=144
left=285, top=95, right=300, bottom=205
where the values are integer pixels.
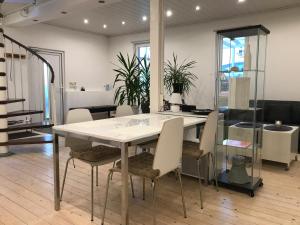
left=0, top=134, right=53, bottom=146
left=0, top=121, right=53, bottom=132
left=0, top=110, right=43, bottom=118
left=0, top=98, right=26, bottom=104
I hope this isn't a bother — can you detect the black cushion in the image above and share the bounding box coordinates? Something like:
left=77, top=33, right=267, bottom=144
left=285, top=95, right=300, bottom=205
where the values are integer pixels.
left=265, top=103, right=291, bottom=124
left=291, top=105, right=300, bottom=124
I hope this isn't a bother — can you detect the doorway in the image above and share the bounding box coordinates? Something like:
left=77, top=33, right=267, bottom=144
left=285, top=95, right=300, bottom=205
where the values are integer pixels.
left=30, top=47, right=65, bottom=125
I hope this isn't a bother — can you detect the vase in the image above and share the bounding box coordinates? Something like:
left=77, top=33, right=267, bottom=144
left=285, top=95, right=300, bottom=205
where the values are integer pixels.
left=173, top=83, right=183, bottom=94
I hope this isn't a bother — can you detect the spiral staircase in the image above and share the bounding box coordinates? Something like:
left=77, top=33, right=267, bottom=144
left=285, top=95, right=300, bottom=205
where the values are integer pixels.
left=0, top=12, right=56, bottom=157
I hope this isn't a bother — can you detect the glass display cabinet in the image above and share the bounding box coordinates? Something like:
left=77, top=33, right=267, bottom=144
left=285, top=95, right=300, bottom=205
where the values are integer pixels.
left=215, top=25, right=270, bottom=197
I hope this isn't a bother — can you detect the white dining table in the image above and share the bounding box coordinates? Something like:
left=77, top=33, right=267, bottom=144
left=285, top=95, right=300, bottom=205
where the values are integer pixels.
left=52, top=113, right=206, bottom=225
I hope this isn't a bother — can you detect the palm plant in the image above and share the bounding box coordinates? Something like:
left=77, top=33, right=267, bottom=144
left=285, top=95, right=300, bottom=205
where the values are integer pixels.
left=113, top=52, right=141, bottom=106
left=164, top=53, right=198, bottom=95
left=138, top=57, right=150, bottom=113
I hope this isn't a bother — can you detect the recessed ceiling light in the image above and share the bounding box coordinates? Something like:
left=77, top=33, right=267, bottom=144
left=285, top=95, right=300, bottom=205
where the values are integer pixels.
left=166, top=10, right=173, bottom=17
left=103, top=24, right=107, bottom=29
left=122, top=21, right=126, bottom=25
left=238, top=0, right=246, bottom=3
left=142, top=16, right=148, bottom=22
left=195, top=5, right=201, bottom=11
left=84, top=19, right=89, bottom=24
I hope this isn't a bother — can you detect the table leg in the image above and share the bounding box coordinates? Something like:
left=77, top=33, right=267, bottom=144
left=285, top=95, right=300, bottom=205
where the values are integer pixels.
left=121, top=142, right=129, bottom=225
left=53, top=134, right=60, bottom=211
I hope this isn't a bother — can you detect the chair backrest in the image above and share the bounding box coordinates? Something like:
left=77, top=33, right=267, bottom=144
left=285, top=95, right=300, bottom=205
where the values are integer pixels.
left=153, top=117, right=184, bottom=177
left=116, top=105, right=134, bottom=117
left=199, top=111, right=218, bottom=155
left=65, top=109, right=93, bottom=151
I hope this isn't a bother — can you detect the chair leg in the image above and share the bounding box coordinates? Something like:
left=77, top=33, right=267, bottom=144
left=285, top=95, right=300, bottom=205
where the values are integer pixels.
left=143, top=177, right=146, bottom=200
left=130, top=175, right=135, bottom=198
left=110, top=161, right=116, bottom=180
left=91, top=166, right=94, bottom=221
left=102, top=170, right=113, bottom=225
left=60, top=157, right=72, bottom=201
left=96, top=166, right=99, bottom=187
left=72, top=159, right=76, bottom=168
left=152, top=179, right=159, bottom=225
left=175, top=168, right=187, bottom=218
left=197, top=159, right=204, bottom=209
left=211, top=153, right=219, bottom=192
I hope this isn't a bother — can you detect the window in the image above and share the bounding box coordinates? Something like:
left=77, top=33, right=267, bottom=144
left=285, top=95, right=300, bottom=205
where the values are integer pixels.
left=220, top=37, right=246, bottom=93
left=135, top=42, right=150, bottom=64
left=221, top=37, right=246, bottom=75
left=43, top=63, right=51, bottom=121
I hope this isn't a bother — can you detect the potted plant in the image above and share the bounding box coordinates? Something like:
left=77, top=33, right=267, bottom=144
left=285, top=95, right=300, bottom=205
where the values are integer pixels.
left=164, top=53, right=198, bottom=96
left=138, top=57, right=150, bottom=113
left=113, top=52, right=141, bottom=111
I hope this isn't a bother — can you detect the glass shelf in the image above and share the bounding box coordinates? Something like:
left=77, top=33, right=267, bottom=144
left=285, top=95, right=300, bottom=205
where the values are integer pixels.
left=215, top=25, right=270, bottom=197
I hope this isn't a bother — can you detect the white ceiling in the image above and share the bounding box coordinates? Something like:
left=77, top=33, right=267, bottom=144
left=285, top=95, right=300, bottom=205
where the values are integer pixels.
left=4, top=0, right=300, bottom=36
left=1, top=0, right=51, bottom=15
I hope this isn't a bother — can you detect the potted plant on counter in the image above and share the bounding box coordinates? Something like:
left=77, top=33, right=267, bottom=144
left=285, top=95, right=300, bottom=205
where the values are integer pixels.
left=113, top=52, right=141, bottom=112
left=164, top=53, right=198, bottom=96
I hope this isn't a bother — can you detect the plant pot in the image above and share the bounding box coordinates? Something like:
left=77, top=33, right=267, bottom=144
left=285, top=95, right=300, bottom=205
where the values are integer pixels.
left=141, top=102, right=150, bottom=113
left=173, top=83, right=183, bottom=94
left=131, top=105, right=140, bottom=114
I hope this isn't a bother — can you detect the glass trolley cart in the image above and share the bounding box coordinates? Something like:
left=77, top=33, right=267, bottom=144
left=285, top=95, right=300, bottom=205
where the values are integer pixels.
left=215, top=25, right=270, bottom=197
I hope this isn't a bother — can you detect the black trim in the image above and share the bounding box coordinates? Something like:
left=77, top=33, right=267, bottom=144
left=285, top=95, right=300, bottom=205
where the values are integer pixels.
left=0, top=98, right=25, bottom=104
left=0, top=110, right=44, bottom=119
left=3, top=34, right=55, bottom=83
left=0, top=72, right=6, bottom=76
left=0, top=86, right=7, bottom=91
left=0, top=58, right=5, bottom=62
left=0, top=43, right=4, bottom=48
left=216, top=25, right=270, bottom=38
left=0, top=121, right=53, bottom=132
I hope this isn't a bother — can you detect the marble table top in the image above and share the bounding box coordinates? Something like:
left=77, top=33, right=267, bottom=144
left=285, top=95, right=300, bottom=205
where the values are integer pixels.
left=53, top=113, right=206, bottom=143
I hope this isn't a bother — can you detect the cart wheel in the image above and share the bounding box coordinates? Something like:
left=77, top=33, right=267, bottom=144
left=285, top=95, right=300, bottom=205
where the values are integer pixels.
left=259, top=182, right=264, bottom=187
left=249, top=191, right=255, bottom=197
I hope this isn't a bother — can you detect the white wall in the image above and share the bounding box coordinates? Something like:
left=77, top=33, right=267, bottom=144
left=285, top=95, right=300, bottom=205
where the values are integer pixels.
left=108, top=7, right=300, bottom=109
left=5, top=23, right=112, bottom=93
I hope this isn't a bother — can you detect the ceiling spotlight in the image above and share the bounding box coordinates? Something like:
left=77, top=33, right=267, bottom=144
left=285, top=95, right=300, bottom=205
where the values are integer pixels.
left=195, top=5, right=201, bottom=11
left=166, top=10, right=173, bottom=17
left=84, top=19, right=89, bottom=24
left=103, top=24, right=107, bottom=29
left=122, top=21, right=126, bottom=25
left=238, top=0, right=246, bottom=3
left=142, top=16, right=148, bottom=21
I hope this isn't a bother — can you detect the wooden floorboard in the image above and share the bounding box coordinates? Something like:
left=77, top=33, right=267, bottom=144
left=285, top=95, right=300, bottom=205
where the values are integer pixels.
left=0, top=143, right=299, bottom=225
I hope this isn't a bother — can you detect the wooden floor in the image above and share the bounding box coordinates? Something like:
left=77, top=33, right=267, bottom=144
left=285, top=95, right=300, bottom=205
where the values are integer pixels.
left=0, top=143, right=300, bottom=225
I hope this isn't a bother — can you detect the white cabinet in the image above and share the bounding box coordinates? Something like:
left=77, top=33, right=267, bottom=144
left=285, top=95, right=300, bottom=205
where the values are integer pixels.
left=262, top=126, right=299, bottom=169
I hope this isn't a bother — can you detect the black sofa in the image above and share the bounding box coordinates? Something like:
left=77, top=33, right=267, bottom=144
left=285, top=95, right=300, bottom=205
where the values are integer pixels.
left=223, top=100, right=300, bottom=152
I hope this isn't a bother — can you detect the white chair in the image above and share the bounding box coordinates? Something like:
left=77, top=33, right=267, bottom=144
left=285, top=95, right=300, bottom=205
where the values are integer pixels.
left=182, top=111, right=219, bottom=209
left=138, top=111, right=219, bottom=208
left=61, top=109, right=122, bottom=221
left=115, top=105, right=134, bottom=117
left=101, top=118, right=187, bottom=225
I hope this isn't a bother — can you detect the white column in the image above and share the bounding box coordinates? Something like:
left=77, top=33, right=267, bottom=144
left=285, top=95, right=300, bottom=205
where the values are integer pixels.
left=0, top=12, right=9, bottom=156
left=150, top=0, right=164, bottom=112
